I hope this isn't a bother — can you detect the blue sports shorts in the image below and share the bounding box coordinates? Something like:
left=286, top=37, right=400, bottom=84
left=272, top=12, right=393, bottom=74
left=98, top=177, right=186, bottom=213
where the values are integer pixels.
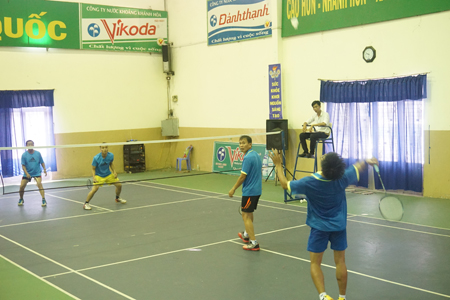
left=307, top=227, right=347, bottom=253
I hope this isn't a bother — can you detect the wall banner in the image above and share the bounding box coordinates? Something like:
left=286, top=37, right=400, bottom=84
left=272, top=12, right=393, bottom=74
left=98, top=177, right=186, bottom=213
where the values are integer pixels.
left=282, top=0, right=450, bottom=37
left=212, top=142, right=275, bottom=180
left=207, top=0, right=272, bottom=46
left=268, top=64, right=282, bottom=119
left=81, top=4, right=168, bottom=53
left=0, top=0, right=168, bottom=53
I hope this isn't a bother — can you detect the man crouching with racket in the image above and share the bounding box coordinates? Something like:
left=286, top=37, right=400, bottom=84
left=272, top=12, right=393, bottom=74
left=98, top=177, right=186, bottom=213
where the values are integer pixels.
left=269, top=150, right=378, bottom=300
left=84, top=144, right=126, bottom=210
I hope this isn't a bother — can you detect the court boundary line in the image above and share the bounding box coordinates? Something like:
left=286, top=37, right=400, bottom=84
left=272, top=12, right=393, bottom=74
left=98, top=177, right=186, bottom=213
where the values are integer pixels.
left=42, top=225, right=308, bottom=279
left=0, top=233, right=137, bottom=300
left=0, top=196, right=210, bottom=229
left=228, top=240, right=450, bottom=299
left=0, top=253, right=82, bottom=300
left=1, top=184, right=449, bottom=239
left=139, top=181, right=450, bottom=231
left=2, top=184, right=449, bottom=298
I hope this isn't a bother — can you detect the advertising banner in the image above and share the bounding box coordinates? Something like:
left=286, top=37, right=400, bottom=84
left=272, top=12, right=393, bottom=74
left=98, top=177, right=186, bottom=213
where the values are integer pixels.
left=0, top=0, right=168, bottom=53
left=207, top=0, right=272, bottom=46
left=0, top=0, right=80, bottom=49
left=282, top=0, right=450, bottom=37
left=213, top=141, right=275, bottom=180
left=81, top=4, right=168, bottom=52
left=268, top=64, right=282, bottom=120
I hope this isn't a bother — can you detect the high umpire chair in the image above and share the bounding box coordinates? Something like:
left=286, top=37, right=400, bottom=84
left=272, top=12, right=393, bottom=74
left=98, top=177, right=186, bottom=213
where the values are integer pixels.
left=292, top=124, right=335, bottom=178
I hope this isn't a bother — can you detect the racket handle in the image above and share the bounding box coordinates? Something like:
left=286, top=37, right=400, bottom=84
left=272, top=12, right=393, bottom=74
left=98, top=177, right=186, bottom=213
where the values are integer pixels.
left=373, top=164, right=379, bottom=173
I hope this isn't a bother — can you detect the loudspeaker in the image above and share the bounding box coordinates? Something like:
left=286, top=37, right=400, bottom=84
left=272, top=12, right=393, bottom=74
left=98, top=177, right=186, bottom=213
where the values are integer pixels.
left=266, top=119, right=288, bottom=150
left=162, top=45, right=171, bottom=73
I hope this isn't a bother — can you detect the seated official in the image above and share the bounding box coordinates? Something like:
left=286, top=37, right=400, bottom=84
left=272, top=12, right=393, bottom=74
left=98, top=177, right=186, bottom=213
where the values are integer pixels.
left=299, top=100, right=330, bottom=158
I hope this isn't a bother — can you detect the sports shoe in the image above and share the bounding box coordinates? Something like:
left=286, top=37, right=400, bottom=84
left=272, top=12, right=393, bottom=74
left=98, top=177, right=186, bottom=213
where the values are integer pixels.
left=238, top=232, right=249, bottom=243
left=337, top=297, right=345, bottom=300
left=243, top=242, right=260, bottom=251
left=324, top=295, right=334, bottom=300
left=83, top=202, right=92, bottom=210
left=41, top=199, right=47, bottom=207
left=18, top=199, right=24, bottom=206
left=307, top=153, right=315, bottom=158
left=115, top=197, right=127, bottom=204
left=299, top=152, right=308, bottom=157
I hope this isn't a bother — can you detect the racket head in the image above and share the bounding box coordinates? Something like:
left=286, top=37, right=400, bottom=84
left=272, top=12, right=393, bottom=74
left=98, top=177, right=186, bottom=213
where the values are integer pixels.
left=87, top=178, right=92, bottom=190
left=379, top=195, right=404, bottom=221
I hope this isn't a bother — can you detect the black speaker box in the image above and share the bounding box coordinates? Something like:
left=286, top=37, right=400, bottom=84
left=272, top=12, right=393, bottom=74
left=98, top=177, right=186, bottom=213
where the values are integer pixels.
left=162, top=45, right=169, bottom=62
left=266, top=119, right=288, bottom=150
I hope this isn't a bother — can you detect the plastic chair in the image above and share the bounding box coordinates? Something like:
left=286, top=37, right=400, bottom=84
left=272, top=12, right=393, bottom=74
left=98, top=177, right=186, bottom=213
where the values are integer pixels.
left=176, top=145, right=193, bottom=171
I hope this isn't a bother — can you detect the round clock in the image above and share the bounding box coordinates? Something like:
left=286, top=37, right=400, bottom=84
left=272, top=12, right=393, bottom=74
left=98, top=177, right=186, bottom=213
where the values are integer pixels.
left=363, top=46, right=376, bottom=63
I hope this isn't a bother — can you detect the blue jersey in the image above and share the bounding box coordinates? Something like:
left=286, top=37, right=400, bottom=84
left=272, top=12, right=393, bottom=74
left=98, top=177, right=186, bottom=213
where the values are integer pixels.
left=92, top=152, right=114, bottom=177
left=21, top=151, right=44, bottom=177
left=241, top=149, right=262, bottom=196
left=288, top=166, right=359, bottom=232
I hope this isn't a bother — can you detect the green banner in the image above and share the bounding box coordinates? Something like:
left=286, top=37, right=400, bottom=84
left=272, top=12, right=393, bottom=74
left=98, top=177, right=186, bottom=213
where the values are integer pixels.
left=0, top=0, right=168, bottom=53
left=212, top=142, right=275, bottom=180
left=282, top=0, right=450, bottom=37
left=0, top=0, right=79, bottom=49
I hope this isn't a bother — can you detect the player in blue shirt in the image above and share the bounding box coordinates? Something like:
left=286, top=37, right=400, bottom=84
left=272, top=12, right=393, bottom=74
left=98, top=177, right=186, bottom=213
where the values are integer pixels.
left=19, top=140, right=47, bottom=207
left=269, top=150, right=378, bottom=300
left=229, top=135, right=262, bottom=251
left=84, top=144, right=125, bottom=210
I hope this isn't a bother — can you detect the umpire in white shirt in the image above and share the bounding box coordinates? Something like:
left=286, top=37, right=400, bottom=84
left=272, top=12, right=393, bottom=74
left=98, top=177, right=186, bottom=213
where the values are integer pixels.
left=299, top=100, right=330, bottom=158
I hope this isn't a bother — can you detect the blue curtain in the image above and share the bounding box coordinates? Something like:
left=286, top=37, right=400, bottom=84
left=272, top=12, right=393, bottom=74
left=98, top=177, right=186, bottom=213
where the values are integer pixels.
left=0, top=90, right=57, bottom=177
left=320, top=75, right=426, bottom=193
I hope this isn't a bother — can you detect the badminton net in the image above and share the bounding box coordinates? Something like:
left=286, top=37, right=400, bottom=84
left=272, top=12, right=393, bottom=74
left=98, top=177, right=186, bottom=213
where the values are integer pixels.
left=0, top=131, right=281, bottom=195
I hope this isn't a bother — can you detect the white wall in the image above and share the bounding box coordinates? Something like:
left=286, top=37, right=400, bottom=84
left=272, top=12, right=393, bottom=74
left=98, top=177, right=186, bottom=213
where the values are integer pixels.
left=166, top=0, right=282, bottom=129
left=0, top=0, right=167, bottom=134
left=282, top=11, right=450, bottom=131
left=166, top=0, right=450, bottom=133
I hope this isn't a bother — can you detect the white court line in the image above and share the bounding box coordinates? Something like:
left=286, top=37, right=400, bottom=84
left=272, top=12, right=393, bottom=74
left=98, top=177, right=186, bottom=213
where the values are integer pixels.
left=0, top=233, right=136, bottom=300
left=43, top=225, right=307, bottom=279
left=0, top=253, right=81, bottom=300
left=229, top=240, right=450, bottom=299
left=42, top=239, right=231, bottom=278
left=348, top=219, right=450, bottom=238
left=141, top=181, right=450, bottom=231
left=0, top=197, right=210, bottom=229
left=47, top=193, right=114, bottom=212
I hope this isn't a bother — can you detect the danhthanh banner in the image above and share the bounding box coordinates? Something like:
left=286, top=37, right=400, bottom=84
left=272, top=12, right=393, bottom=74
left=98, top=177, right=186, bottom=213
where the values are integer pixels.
left=213, top=141, right=275, bottom=180
left=282, top=0, right=450, bottom=37
left=0, top=0, right=168, bottom=53
left=207, top=0, right=272, bottom=46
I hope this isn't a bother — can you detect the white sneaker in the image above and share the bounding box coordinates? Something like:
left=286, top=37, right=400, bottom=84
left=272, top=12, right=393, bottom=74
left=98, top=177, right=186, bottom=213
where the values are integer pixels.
left=115, top=198, right=126, bottom=204
left=83, top=203, right=92, bottom=210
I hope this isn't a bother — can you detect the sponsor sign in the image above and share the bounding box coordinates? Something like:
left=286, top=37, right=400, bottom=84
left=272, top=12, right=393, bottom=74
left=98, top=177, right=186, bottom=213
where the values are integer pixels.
left=81, top=4, right=168, bottom=52
left=0, top=0, right=167, bottom=53
left=0, top=0, right=79, bottom=49
left=207, top=0, right=272, bottom=46
left=269, top=64, right=282, bottom=120
left=213, top=141, right=275, bottom=180
left=282, top=0, right=450, bottom=37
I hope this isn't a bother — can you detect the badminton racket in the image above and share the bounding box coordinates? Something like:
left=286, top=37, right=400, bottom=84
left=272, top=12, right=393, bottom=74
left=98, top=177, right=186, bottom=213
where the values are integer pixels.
left=374, top=165, right=404, bottom=221
left=87, top=178, right=92, bottom=190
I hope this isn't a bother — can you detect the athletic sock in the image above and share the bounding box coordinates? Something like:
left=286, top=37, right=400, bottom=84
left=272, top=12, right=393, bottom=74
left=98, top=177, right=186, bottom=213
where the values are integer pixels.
left=243, top=231, right=249, bottom=237
left=339, top=295, right=346, bottom=299
left=116, top=195, right=119, bottom=199
left=250, top=239, right=257, bottom=245
left=319, top=292, right=327, bottom=300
